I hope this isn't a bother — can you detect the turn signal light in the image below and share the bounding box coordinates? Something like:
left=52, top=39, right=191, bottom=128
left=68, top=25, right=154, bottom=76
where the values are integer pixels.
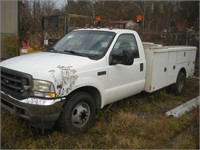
left=50, top=92, right=56, bottom=98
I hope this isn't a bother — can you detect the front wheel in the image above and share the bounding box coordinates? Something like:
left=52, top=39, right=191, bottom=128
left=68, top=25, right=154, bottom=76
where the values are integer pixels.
left=58, top=91, right=96, bottom=133
left=174, top=72, right=186, bottom=96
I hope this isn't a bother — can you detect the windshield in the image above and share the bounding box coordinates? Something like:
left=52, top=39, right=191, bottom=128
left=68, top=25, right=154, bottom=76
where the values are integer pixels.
left=51, top=30, right=116, bottom=60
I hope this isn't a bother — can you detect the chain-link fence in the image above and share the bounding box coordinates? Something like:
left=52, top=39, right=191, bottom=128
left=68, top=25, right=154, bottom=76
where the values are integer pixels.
left=139, top=32, right=199, bottom=46
left=42, top=14, right=93, bottom=41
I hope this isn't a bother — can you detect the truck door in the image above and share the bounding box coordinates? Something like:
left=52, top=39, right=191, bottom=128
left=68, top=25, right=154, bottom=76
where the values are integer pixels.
left=106, top=34, right=145, bottom=104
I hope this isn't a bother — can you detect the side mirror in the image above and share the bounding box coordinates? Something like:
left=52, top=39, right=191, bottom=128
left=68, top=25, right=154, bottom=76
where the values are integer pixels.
left=122, top=49, right=134, bottom=65
left=109, top=50, right=134, bottom=66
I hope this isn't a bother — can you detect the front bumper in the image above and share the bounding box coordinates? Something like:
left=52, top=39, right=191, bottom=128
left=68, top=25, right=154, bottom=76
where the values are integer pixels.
left=1, top=91, right=65, bottom=128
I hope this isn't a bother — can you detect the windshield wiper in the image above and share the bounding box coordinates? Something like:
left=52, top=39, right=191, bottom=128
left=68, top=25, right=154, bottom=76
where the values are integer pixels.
left=46, top=47, right=58, bottom=53
left=63, top=50, right=86, bottom=57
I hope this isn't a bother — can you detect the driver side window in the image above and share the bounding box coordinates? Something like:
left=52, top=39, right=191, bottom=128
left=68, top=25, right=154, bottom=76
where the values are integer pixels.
left=112, top=34, right=139, bottom=58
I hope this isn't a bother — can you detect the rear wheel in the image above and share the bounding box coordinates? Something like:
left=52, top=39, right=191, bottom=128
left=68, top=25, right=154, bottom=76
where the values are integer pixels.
left=58, top=91, right=96, bottom=133
left=174, top=72, right=186, bottom=96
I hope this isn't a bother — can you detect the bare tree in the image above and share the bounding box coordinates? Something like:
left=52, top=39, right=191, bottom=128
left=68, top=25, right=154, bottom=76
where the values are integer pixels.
left=40, top=0, right=57, bottom=16
left=28, top=0, right=57, bottom=32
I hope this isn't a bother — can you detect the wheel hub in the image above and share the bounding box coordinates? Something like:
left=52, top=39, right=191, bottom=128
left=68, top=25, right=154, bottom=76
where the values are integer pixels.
left=71, top=102, right=90, bottom=127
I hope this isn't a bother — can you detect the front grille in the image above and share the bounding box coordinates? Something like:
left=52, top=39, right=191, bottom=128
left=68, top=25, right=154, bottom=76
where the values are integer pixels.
left=1, top=67, right=33, bottom=100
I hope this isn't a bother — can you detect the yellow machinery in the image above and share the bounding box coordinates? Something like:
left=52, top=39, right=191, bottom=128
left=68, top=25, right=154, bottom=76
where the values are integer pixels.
left=19, top=47, right=42, bottom=55
left=19, top=41, right=44, bottom=55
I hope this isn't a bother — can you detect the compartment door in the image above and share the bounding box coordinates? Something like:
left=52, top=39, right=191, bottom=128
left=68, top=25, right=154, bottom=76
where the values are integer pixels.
left=151, top=52, right=168, bottom=91
left=167, top=51, right=177, bottom=84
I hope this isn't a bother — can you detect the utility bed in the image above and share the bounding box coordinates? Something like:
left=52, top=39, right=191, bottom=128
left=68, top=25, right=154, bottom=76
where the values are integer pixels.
left=143, top=42, right=197, bottom=93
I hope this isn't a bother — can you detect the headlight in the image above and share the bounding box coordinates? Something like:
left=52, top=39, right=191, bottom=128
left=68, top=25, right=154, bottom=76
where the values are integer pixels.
left=33, top=80, right=56, bottom=98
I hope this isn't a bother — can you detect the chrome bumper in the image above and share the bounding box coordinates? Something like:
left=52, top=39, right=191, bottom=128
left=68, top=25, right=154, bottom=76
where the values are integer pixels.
left=1, top=91, right=65, bottom=128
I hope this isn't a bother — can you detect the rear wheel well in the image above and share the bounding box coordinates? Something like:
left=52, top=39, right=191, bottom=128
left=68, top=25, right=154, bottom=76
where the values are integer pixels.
left=179, top=67, right=186, bottom=77
left=66, top=86, right=101, bottom=109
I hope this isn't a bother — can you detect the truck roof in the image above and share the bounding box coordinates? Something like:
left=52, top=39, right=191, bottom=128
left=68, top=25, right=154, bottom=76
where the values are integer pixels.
left=75, top=28, right=137, bottom=34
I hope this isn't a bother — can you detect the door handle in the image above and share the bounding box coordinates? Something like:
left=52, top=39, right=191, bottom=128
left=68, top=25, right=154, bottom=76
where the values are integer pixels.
left=140, top=63, right=143, bottom=72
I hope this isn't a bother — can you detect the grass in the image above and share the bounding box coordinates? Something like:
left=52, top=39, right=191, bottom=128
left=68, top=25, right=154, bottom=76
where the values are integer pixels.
left=1, top=77, right=199, bottom=149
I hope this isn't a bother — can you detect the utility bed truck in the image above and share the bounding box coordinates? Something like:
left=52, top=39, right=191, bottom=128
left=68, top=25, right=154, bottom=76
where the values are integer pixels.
left=1, top=29, right=197, bottom=133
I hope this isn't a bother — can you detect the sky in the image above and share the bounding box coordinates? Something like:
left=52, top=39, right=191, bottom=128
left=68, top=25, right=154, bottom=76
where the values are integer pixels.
left=53, top=0, right=94, bottom=9
left=54, top=0, right=66, bottom=9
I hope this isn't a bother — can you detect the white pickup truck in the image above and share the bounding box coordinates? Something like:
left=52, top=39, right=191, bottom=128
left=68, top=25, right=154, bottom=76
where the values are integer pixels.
left=1, top=28, right=197, bottom=133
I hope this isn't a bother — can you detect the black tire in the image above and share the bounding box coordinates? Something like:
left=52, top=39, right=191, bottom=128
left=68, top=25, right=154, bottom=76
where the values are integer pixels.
left=58, top=91, right=96, bottom=133
left=174, top=72, right=186, bottom=96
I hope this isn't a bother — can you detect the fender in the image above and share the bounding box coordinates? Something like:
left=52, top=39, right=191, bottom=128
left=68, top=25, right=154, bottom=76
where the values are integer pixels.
left=66, top=76, right=106, bottom=108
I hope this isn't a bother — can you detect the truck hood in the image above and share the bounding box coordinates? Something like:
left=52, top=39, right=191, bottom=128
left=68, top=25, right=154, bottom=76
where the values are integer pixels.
left=0, top=52, right=94, bottom=79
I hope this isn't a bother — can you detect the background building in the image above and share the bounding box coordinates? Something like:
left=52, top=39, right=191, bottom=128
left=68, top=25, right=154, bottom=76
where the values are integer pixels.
left=1, top=1, right=19, bottom=59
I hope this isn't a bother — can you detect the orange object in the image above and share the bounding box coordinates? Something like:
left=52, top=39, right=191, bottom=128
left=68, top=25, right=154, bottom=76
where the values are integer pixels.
left=50, top=92, right=56, bottom=98
left=95, top=16, right=102, bottom=22
left=136, top=15, right=143, bottom=21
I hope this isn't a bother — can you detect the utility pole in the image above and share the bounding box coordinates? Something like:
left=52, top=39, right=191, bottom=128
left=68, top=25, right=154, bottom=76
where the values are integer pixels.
left=33, top=0, right=36, bottom=33
left=64, top=0, right=69, bottom=34
left=92, top=0, right=95, bottom=19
